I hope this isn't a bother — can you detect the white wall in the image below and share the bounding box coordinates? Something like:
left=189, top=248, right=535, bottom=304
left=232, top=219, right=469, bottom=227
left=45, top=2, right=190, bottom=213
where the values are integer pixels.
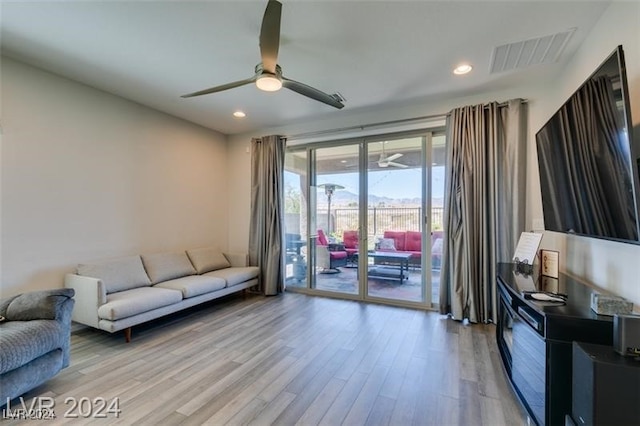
left=227, top=2, right=640, bottom=307
left=1, top=57, right=229, bottom=297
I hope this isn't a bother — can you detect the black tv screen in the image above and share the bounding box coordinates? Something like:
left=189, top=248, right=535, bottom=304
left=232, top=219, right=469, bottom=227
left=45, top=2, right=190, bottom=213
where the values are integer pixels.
left=536, top=45, right=640, bottom=244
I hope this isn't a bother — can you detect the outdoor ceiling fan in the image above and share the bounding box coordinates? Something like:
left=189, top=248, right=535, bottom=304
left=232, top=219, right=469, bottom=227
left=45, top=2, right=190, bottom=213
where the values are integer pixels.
left=377, top=143, right=407, bottom=168
left=181, top=0, right=345, bottom=109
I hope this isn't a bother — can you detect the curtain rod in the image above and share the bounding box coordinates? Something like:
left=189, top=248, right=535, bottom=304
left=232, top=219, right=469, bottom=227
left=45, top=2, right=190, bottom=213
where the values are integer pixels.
left=285, top=112, right=446, bottom=141
left=285, top=99, right=527, bottom=141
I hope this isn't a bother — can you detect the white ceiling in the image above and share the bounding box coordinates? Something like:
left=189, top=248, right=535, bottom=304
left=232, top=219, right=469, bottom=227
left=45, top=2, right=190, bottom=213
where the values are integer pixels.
left=1, top=1, right=611, bottom=136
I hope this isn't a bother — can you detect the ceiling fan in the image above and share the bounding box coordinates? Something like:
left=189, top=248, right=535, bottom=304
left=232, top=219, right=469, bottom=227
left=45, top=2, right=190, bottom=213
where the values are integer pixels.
left=377, top=143, right=407, bottom=168
left=181, top=0, right=345, bottom=109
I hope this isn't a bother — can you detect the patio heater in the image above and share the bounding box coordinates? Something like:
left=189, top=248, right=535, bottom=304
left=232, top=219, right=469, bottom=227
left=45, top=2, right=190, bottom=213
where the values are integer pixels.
left=318, top=183, right=344, bottom=235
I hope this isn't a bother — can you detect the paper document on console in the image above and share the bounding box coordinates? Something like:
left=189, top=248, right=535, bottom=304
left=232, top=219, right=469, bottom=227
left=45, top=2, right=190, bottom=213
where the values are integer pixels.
left=512, top=232, right=543, bottom=265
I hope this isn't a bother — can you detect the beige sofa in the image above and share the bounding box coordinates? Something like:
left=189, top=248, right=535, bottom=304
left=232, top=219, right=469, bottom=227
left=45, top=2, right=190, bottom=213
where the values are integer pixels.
left=64, top=248, right=259, bottom=342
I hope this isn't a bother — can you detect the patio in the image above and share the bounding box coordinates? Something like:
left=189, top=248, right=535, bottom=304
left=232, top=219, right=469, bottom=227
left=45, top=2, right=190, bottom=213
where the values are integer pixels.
left=286, top=265, right=440, bottom=303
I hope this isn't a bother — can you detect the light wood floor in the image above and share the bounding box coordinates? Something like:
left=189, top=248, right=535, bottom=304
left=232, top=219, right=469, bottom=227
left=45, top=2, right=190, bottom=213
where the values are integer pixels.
left=9, top=292, right=528, bottom=425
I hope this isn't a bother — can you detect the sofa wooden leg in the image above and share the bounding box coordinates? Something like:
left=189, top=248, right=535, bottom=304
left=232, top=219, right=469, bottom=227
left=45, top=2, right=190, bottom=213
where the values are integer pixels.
left=124, top=327, right=132, bottom=343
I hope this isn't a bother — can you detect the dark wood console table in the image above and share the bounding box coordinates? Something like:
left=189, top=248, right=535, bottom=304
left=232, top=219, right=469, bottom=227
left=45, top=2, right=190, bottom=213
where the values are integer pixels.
left=496, top=263, right=614, bottom=426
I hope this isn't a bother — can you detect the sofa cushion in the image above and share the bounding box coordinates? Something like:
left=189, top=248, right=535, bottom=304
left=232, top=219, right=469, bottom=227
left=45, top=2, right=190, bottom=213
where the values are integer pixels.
left=77, top=256, right=151, bottom=294
left=204, top=266, right=259, bottom=287
left=97, top=287, right=182, bottom=321
left=154, top=275, right=226, bottom=298
left=0, top=320, right=65, bottom=374
left=142, top=251, right=196, bottom=284
left=186, top=247, right=231, bottom=274
left=405, top=231, right=422, bottom=252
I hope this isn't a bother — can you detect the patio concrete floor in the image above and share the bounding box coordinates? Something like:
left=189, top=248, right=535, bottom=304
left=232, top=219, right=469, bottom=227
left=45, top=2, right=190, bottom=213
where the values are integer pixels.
left=286, top=264, right=440, bottom=304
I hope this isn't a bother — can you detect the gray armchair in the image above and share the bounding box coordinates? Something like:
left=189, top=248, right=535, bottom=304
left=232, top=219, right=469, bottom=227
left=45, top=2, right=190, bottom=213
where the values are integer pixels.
left=0, top=288, right=75, bottom=404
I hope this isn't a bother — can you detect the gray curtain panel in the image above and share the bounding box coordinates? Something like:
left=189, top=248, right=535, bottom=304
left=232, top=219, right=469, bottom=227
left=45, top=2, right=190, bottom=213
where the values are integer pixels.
left=248, top=135, right=286, bottom=295
left=440, top=99, right=527, bottom=323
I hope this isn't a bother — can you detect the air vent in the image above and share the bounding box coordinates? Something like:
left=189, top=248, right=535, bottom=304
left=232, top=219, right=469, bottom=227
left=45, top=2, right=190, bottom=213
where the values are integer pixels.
left=490, top=28, right=575, bottom=73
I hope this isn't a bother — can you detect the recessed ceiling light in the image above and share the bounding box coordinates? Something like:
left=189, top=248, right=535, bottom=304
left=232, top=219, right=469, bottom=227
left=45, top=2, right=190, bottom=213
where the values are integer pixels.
left=453, top=64, right=473, bottom=75
left=233, top=111, right=246, bottom=118
left=340, top=160, right=347, bottom=163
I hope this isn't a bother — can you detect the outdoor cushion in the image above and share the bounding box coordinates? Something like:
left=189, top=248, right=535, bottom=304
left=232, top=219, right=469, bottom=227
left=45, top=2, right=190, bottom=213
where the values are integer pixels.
left=77, top=255, right=151, bottom=294
left=406, top=251, right=422, bottom=259
left=142, top=251, right=196, bottom=284
left=329, top=251, right=348, bottom=259
left=204, top=266, right=259, bottom=287
left=405, top=231, right=422, bottom=252
left=97, top=287, right=182, bottom=321
left=317, top=229, right=329, bottom=246
left=383, top=231, right=406, bottom=251
left=154, top=275, right=226, bottom=298
left=186, top=247, right=231, bottom=274
left=0, top=320, right=64, bottom=374
left=378, top=238, right=397, bottom=251
left=343, top=231, right=358, bottom=257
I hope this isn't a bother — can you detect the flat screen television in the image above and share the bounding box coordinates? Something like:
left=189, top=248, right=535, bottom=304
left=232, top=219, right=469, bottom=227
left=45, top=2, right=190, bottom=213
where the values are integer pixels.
left=536, top=45, right=640, bottom=244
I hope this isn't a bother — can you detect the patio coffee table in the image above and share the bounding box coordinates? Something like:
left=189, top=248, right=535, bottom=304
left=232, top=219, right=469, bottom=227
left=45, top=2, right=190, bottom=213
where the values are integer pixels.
left=358, top=251, right=412, bottom=283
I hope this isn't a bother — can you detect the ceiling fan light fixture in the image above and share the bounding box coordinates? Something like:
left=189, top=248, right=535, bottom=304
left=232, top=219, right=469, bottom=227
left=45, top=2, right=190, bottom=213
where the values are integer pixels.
left=256, top=74, right=282, bottom=91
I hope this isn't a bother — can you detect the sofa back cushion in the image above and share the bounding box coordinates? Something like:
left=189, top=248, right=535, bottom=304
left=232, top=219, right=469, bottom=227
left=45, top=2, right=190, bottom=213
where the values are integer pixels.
left=405, top=231, right=422, bottom=252
left=186, top=247, right=231, bottom=274
left=77, top=255, right=151, bottom=294
left=142, top=251, right=196, bottom=284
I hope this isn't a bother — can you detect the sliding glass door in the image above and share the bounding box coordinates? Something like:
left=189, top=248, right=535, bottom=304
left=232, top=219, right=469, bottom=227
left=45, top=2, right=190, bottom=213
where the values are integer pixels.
left=284, top=131, right=445, bottom=308
left=310, top=144, right=360, bottom=295
left=365, top=137, right=424, bottom=302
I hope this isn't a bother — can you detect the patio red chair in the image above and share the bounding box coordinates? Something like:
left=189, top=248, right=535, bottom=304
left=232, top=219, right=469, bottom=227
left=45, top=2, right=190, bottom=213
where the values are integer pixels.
left=342, top=230, right=358, bottom=265
left=316, top=229, right=348, bottom=271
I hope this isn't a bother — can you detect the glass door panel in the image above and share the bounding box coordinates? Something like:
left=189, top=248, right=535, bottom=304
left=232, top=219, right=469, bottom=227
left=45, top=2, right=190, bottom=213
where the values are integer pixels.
left=310, top=144, right=360, bottom=295
left=430, top=134, right=447, bottom=306
left=365, top=137, right=425, bottom=303
left=284, top=151, right=309, bottom=288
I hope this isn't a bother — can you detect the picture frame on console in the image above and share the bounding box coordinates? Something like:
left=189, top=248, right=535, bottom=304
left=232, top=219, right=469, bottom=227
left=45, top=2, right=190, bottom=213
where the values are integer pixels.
left=540, top=249, right=559, bottom=279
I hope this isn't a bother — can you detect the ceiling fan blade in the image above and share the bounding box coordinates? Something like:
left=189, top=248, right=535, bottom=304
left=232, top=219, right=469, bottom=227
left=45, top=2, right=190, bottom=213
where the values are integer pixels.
left=386, top=153, right=403, bottom=162
left=260, top=0, right=282, bottom=74
left=181, top=75, right=257, bottom=98
left=282, top=77, right=345, bottom=109
left=387, top=161, right=408, bottom=168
